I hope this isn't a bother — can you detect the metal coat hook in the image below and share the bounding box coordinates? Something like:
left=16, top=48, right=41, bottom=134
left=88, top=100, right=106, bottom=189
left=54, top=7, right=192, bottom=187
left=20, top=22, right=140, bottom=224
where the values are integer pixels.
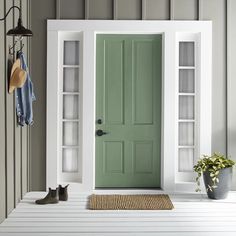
left=8, top=42, right=17, bottom=55
left=18, top=43, right=24, bottom=52
left=8, top=36, right=24, bottom=55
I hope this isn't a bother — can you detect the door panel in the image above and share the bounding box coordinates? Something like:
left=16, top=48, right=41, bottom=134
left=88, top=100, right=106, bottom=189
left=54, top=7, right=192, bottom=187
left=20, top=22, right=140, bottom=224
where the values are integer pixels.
left=105, top=40, right=125, bottom=125
left=103, top=141, right=124, bottom=173
left=133, top=40, right=154, bottom=124
left=133, top=141, right=153, bottom=174
left=96, top=34, right=162, bottom=187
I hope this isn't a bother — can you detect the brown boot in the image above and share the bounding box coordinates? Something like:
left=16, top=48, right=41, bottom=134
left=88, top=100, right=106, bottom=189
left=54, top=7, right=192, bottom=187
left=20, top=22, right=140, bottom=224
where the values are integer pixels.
left=59, top=184, right=69, bottom=201
left=35, top=188, right=59, bottom=204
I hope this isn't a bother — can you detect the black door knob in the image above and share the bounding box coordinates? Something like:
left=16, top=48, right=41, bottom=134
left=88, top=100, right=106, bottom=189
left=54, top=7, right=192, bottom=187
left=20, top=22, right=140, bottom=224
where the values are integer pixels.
left=96, top=129, right=107, bottom=136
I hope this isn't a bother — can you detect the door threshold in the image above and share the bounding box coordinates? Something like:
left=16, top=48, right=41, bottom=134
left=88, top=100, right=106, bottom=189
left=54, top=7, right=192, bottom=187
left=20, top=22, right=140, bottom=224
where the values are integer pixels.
left=93, top=188, right=164, bottom=195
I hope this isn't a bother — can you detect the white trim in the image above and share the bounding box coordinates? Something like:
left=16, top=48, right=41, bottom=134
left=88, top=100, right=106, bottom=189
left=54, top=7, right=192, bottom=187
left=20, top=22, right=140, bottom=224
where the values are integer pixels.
left=47, top=30, right=59, bottom=189
left=47, top=20, right=212, bottom=192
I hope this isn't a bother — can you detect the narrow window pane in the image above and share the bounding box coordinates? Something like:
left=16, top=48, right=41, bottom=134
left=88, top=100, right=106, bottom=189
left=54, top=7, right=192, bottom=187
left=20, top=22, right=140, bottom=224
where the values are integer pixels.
left=179, top=96, right=194, bottom=119
left=179, top=148, right=194, bottom=172
left=63, top=95, right=79, bottom=119
left=179, top=69, right=195, bottom=93
left=63, top=68, right=79, bottom=92
left=179, top=42, right=194, bottom=66
left=179, top=122, right=194, bottom=146
left=62, top=149, right=78, bottom=172
left=64, top=41, right=79, bottom=65
left=63, top=122, right=79, bottom=146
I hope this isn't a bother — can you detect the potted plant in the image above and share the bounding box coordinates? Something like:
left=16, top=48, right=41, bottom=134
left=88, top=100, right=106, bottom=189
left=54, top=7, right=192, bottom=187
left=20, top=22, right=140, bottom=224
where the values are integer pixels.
left=194, top=153, right=235, bottom=199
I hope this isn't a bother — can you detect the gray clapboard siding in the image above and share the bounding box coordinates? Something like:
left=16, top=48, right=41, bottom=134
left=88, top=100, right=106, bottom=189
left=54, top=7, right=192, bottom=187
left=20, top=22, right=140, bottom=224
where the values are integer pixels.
left=143, top=0, right=170, bottom=20
left=172, top=0, right=198, bottom=20
left=21, top=0, right=29, bottom=197
left=0, top=0, right=30, bottom=223
left=0, top=0, right=6, bottom=224
left=116, top=0, right=142, bottom=19
left=5, top=0, right=16, bottom=215
left=87, top=0, right=113, bottom=19
left=22, top=126, right=28, bottom=196
left=60, top=0, right=84, bottom=19
left=30, top=0, right=56, bottom=191
left=201, top=0, right=227, bottom=154
left=227, top=0, right=236, bottom=190
left=14, top=0, right=22, bottom=207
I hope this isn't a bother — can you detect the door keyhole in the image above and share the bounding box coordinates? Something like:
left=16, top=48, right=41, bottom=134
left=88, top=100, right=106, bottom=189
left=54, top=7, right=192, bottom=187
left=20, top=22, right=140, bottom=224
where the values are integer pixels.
left=97, top=119, right=102, bottom=124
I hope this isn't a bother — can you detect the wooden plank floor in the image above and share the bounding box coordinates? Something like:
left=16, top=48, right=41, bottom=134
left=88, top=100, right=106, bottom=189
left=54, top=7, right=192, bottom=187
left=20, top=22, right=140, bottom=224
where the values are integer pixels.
left=1, top=191, right=236, bottom=236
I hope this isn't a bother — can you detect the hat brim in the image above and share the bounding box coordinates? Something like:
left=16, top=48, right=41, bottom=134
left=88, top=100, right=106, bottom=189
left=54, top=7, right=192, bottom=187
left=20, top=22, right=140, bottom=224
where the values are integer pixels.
left=10, top=59, right=21, bottom=77
left=9, top=85, right=16, bottom=94
left=9, top=68, right=26, bottom=94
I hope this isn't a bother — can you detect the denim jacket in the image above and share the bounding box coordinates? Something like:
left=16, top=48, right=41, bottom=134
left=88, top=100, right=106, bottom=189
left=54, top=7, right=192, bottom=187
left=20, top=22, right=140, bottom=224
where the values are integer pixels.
left=15, top=51, right=36, bottom=126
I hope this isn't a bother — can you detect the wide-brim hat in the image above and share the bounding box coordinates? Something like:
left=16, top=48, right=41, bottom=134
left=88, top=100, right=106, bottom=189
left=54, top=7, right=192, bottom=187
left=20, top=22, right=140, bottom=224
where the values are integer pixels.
left=9, top=59, right=27, bottom=94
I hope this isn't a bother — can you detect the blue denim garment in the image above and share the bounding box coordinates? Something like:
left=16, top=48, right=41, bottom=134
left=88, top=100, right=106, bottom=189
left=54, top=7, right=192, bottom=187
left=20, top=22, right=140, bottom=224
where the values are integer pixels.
left=15, top=51, right=36, bottom=126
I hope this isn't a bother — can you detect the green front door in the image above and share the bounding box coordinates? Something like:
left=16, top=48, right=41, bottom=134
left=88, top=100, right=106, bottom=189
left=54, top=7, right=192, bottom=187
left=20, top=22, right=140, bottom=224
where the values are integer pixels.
left=95, top=34, right=162, bottom=187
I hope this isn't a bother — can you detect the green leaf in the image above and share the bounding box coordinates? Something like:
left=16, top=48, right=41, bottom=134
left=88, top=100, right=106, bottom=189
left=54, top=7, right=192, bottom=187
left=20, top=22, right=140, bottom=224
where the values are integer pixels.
left=210, top=173, right=215, bottom=177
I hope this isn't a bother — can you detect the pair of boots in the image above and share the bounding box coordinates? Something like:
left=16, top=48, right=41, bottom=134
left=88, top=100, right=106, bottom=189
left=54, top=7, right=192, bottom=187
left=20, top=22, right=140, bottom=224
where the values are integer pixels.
left=35, top=185, right=69, bottom=204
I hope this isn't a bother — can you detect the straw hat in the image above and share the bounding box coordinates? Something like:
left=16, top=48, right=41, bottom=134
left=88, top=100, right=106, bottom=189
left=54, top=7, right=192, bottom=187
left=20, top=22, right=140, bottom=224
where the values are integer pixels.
left=9, top=59, right=27, bottom=94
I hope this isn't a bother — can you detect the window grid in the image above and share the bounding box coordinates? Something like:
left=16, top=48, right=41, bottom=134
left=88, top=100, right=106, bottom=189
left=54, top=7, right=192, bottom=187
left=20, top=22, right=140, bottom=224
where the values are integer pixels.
left=178, top=41, right=196, bottom=173
left=61, top=40, right=80, bottom=175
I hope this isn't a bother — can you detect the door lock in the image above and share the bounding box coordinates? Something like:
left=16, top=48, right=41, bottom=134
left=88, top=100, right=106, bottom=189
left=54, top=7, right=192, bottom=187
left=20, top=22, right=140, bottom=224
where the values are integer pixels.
left=97, top=119, right=102, bottom=124
left=96, top=129, right=107, bottom=136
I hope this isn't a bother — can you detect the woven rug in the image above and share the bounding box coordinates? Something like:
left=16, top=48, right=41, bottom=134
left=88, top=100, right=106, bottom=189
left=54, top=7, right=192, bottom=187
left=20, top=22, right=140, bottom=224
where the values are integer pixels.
left=89, top=194, right=174, bottom=210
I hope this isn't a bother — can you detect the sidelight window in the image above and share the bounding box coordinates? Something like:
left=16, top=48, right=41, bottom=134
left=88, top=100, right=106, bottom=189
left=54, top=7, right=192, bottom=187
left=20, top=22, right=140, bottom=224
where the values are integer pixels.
left=177, top=34, right=199, bottom=182
left=58, top=35, right=82, bottom=184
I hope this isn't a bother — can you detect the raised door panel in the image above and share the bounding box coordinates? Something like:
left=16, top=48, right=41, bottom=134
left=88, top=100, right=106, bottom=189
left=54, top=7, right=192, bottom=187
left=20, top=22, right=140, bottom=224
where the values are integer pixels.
left=133, top=141, right=153, bottom=174
left=132, top=40, right=154, bottom=125
left=103, top=141, right=124, bottom=174
left=105, top=40, right=125, bottom=125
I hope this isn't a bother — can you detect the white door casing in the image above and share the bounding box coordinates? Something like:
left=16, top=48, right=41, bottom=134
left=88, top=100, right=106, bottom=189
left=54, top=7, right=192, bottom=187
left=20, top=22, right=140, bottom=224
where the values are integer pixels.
left=47, top=20, right=212, bottom=192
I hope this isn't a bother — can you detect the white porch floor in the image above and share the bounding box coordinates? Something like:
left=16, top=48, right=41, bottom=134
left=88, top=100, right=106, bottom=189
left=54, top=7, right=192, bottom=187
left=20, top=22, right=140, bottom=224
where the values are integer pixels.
left=1, top=191, right=236, bottom=236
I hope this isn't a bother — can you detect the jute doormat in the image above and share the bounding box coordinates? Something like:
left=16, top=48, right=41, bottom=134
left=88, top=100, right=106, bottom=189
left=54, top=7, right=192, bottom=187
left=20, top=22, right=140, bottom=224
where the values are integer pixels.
left=89, top=194, right=174, bottom=210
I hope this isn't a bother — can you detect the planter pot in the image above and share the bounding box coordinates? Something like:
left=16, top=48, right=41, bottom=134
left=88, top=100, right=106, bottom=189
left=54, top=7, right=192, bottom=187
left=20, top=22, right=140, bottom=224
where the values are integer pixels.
left=203, top=167, right=232, bottom=199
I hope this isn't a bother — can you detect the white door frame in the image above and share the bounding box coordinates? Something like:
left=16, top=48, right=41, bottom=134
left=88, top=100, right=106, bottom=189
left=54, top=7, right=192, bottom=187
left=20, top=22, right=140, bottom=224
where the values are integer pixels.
left=47, top=20, right=212, bottom=192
